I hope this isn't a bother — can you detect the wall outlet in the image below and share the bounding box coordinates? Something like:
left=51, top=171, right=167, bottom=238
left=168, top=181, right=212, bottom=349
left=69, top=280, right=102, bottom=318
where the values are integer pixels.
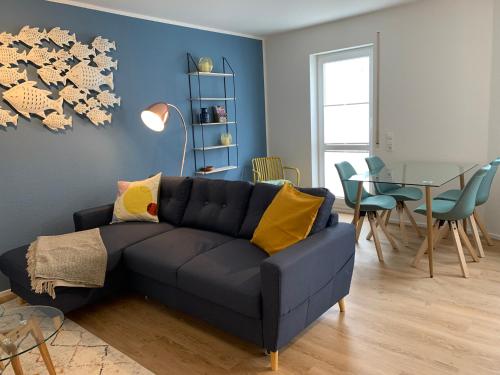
left=386, top=132, right=394, bottom=152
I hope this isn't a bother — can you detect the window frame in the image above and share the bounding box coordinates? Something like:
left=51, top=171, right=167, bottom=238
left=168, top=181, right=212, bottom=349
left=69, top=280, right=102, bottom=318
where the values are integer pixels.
left=316, top=45, right=375, bottom=199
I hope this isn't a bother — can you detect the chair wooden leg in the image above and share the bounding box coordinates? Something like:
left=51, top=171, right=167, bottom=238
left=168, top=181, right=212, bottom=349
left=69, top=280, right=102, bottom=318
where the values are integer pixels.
left=10, top=356, right=24, bottom=375
left=433, top=222, right=449, bottom=250
left=366, top=211, right=387, bottom=241
left=473, top=210, right=493, bottom=247
left=338, top=298, right=346, bottom=312
left=385, top=209, right=392, bottom=226
left=355, top=214, right=365, bottom=242
left=368, top=213, right=384, bottom=262
left=450, top=221, right=469, bottom=278
left=469, top=214, right=486, bottom=258
left=270, top=351, right=278, bottom=371
left=403, top=202, right=424, bottom=238
left=413, top=220, right=439, bottom=267
left=397, top=202, right=408, bottom=246
left=457, top=221, right=479, bottom=262
left=376, top=212, right=399, bottom=251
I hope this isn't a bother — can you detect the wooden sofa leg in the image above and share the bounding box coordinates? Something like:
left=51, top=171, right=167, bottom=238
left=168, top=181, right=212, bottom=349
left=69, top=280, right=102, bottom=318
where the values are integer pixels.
left=338, top=298, right=346, bottom=312
left=271, top=351, right=278, bottom=371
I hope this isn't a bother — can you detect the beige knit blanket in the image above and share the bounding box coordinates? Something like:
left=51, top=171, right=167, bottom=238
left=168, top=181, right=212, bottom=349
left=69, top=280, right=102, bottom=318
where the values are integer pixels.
left=26, top=228, right=107, bottom=299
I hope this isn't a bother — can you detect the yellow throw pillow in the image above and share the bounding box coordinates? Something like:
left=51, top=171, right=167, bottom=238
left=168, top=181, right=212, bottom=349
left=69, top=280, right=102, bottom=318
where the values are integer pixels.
left=112, top=173, right=162, bottom=223
left=251, top=183, right=325, bottom=255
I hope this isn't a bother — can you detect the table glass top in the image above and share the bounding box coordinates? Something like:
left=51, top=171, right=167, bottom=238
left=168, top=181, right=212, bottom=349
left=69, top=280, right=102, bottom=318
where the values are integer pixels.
left=347, top=161, right=478, bottom=187
left=0, top=305, right=64, bottom=361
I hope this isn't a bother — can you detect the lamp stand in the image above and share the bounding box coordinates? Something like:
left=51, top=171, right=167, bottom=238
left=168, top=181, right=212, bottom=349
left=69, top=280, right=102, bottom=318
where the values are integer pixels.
left=166, top=104, right=188, bottom=176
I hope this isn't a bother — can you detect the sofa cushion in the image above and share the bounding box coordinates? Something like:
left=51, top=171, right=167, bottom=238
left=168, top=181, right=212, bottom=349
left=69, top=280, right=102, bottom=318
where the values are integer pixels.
left=158, top=176, right=193, bottom=225
left=123, top=228, right=233, bottom=286
left=239, top=183, right=335, bottom=239
left=182, top=178, right=253, bottom=236
left=178, top=239, right=268, bottom=319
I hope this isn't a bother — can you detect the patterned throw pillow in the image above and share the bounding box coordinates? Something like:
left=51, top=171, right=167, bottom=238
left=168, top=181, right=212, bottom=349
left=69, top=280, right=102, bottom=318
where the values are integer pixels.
left=112, top=173, right=162, bottom=223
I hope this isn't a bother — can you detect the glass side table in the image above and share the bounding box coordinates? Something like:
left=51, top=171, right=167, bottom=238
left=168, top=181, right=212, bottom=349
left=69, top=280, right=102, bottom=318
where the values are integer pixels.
left=0, top=305, right=64, bottom=375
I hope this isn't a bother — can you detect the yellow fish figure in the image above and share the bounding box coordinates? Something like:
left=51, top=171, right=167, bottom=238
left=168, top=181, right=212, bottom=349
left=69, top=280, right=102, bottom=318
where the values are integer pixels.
left=3, top=81, right=63, bottom=119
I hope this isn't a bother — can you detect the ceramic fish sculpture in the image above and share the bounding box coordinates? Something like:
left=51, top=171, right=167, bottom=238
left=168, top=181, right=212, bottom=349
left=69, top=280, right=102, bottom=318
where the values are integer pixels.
left=60, top=85, right=89, bottom=105
left=85, top=97, right=101, bottom=109
left=0, top=46, right=27, bottom=67
left=97, top=90, right=121, bottom=108
left=50, top=59, right=70, bottom=72
left=93, top=53, right=118, bottom=71
left=17, top=25, right=48, bottom=47
left=27, top=47, right=57, bottom=67
left=0, top=32, right=18, bottom=46
left=92, top=36, right=116, bottom=54
left=42, top=112, right=72, bottom=131
left=0, top=67, right=28, bottom=88
left=37, top=67, right=66, bottom=86
left=55, top=49, right=73, bottom=62
left=69, top=42, right=95, bottom=61
left=3, top=81, right=63, bottom=119
left=0, top=108, right=18, bottom=127
left=74, top=102, right=90, bottom=115
left=66, top=61, right=113, bottom=91
left=47, top=27, right=76, bottom=48
left=86, top=107, right=111, bottom=126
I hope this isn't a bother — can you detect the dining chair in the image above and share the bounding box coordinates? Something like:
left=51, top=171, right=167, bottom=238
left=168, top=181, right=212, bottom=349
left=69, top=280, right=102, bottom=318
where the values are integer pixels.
left=434, top=157, right=500, bottom=254
left=335, top=161, right=399, bottom=262
left=252, top=156, right=301, bottom=186
left=412, top=166, right=490, bottom=278
left=365, top=156, right=424, bottom=246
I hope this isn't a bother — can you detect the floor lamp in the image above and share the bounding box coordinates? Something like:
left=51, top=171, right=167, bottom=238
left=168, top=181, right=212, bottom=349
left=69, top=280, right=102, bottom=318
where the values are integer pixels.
left=141, top=102, right=188, bottom=176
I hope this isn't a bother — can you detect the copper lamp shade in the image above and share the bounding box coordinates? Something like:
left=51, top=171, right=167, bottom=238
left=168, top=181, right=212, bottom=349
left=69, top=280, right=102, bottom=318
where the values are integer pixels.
left=141, top=102, right=170, bottom=132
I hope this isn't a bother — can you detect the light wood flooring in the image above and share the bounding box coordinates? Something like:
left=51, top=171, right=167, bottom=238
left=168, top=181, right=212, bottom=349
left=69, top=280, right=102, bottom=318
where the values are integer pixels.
left=69, top=214, right=500, bottom=374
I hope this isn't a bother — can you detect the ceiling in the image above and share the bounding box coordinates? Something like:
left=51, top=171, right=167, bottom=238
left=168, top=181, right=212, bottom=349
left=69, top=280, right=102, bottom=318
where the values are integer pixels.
left=49, top=0, right=416, bottom=38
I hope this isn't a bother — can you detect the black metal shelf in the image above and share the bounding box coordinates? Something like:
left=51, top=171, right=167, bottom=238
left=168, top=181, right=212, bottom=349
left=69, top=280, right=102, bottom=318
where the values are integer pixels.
left=187, top=53, right=239, bottom=175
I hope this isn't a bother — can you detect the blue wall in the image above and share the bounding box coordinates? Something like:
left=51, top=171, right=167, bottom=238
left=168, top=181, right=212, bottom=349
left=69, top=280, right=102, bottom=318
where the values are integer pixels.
left=0, top=0, right=267, bottom=288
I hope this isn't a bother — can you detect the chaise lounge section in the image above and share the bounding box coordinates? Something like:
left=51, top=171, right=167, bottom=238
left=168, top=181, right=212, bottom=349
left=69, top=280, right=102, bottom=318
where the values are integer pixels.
left=0, top=176, right=355, bottom=370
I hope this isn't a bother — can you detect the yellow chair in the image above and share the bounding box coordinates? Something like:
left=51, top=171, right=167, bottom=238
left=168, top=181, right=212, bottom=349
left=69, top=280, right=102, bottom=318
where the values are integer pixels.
left=252, top=156, right=301, bottom=186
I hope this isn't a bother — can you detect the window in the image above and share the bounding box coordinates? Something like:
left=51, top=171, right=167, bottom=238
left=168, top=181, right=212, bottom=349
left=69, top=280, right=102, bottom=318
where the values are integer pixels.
left=316, top=46, right=373, bottom=199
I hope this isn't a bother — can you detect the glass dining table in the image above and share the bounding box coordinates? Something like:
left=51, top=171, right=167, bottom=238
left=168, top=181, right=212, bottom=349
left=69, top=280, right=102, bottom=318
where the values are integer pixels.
left=347, top=161, right=478, bottom=277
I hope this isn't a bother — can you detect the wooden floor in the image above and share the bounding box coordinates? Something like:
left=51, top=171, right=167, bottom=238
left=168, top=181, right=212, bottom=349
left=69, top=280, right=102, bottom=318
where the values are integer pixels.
left=69, top=214, right=500, bottom=374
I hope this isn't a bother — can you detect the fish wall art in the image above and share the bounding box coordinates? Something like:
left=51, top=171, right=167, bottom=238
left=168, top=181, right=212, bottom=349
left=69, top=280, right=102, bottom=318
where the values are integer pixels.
left=0, top=25, right=120, bottom=132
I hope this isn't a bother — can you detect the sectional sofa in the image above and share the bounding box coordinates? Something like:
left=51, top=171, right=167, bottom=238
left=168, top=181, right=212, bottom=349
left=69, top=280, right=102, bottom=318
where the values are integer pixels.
left=0, top=177, right=356, bottom=370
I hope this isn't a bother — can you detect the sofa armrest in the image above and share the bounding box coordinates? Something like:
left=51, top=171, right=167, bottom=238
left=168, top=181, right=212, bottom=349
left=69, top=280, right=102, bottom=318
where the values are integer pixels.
left=260, top=222, right=355, bottom=350
left=73, top=204, right=114, bottom=231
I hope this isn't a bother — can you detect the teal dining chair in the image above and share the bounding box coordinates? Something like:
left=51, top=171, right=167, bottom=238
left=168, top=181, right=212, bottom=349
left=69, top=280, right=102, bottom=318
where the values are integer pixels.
left=365, top=156, right=423, bottom=246
left=434, top=157, right=500, bottom=255
left=335, top=161, right=399, bottom=262
left=412, top=166, right=490, bottom=278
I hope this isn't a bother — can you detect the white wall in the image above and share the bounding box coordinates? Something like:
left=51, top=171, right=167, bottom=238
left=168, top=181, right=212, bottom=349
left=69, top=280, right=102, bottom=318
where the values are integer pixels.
left=265, top=0, right=499, bottom=233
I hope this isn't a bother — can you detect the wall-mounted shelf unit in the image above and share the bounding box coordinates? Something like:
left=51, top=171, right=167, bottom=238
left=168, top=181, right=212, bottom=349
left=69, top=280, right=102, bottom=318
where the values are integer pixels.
left=187, top=53, right=238, bottom=175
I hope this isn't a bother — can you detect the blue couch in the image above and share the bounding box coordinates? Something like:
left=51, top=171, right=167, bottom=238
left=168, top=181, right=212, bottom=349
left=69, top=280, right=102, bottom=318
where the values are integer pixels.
left=0, top=177, right=355, bottom=370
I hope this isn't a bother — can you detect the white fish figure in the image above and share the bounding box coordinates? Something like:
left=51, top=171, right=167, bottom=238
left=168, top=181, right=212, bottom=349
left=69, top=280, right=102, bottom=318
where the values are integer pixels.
left=74, top=102, right=90, bottom=115
left=69, top=42, right=95, bottom=61
left=0, top=108, right=18, bottom=127
left=0, top=46, right=27, bottom=67
left=3, top=81, right=63, bottom=119
left=66, top=61, right=113, bottom=91
left=0, top=67, right=27, bottom=88
left=37, top=67, right=66, bottom=86
left=85, top=97, right=101, bottom=109
left=50, top=59, right=70, bottom=72
left=86, top=107, right=111, bottom=126
left=0, top=32, right=18, bottom=46
left=27, top=47, right=57, bottom=67
left=97, top=90, right=121, bottom=108
left=93, top=53, right=118, bottom=71
left=17, top=25, right=48, bottom=47
left=60, top=85, right=89, bottom=105
left=47, top=27, right=76, bottom=48
left=42, top=112, right=72, bottom=131
left=92, top=36, right=116, bottom=54
left=55, top=49, right=72, bottom=62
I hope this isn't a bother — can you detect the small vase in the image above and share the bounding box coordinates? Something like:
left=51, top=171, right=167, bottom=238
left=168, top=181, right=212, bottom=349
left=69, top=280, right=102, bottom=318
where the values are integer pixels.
left=198, top=57, right=213, bottom=73
left=220, top=132, right=232, bottom=146
left=200, top=108, right=209, bottom=123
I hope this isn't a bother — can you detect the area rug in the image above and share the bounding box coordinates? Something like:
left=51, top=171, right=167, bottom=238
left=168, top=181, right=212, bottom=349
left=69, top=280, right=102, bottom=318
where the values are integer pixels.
left=1, top=300, right=153, bottom=375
